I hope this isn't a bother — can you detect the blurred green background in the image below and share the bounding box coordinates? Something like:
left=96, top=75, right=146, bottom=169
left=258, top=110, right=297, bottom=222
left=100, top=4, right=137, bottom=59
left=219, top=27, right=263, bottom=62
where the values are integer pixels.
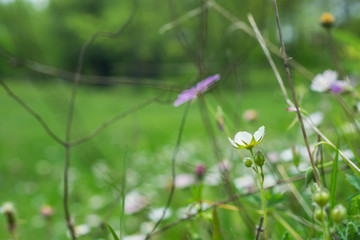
left=0, top=0, right=360, bottom=239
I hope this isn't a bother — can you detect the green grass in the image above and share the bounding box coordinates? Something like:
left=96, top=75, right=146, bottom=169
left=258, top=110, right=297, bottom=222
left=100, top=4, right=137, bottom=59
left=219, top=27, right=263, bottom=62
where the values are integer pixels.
left=0, top=77, right=354, bottom=239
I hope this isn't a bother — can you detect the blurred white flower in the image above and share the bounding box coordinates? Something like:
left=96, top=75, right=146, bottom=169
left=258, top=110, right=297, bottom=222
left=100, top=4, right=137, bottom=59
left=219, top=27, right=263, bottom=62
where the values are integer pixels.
left=75, top=224, right=90, bottom=236
left=217, top=159, right=232, bottom=172
left=1, top=202, right=15, bottom=213
left=267, top=152, right=280, bottom=163
left=125, top=191, right=149, bottom=214
left=204, top=171, right=221, bottom=186
left=140, top=221, right=155, bottom=234
left=233, top=175, right=254, bottom=191
left=311, top=70, right=337, bottom=92
left=263, top=175, right=277, bottom=188
left=243, top=109, right=258, bottom=122
left=174, top=174, right=195, bottom=189
left=85, top=214, right=101, bottom=227
left=311, top=70, right=352, bottom=94
left=148, top=207, right=171, bottom=222
left=176, top=202, right=211, bottom=219
left=304, top=112, right=324, bottom=130
left=228, top=126, right=265, bottom=150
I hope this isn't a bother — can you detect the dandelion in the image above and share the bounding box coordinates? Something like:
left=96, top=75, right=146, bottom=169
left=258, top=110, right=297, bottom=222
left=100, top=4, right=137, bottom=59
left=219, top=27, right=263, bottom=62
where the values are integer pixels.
left=173, top=74, right=220, bottom=107
left=228, top=126, right=265, bottom=150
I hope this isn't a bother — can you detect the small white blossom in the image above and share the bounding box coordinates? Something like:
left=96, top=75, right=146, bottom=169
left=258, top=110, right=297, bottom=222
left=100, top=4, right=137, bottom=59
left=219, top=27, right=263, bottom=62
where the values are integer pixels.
left=148, top=207, right=171, bottom=222
left=311, top=70, right=352, bottom=94
left=75, top=224, right=90, bottom=236
left=228, top=126, right=265, bottom=150
left=1, top=202, right=15, bottom=213
left=174, top=174, right=195, bottom=189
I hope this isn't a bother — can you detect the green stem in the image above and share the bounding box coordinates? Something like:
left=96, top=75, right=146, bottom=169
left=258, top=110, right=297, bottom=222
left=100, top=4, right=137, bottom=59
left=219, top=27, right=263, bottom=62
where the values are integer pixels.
left=257, top=170, right=269, bottom=240
left=320, top=208, right=330, bottom=240
left=250, top=150, right=268, bottom=240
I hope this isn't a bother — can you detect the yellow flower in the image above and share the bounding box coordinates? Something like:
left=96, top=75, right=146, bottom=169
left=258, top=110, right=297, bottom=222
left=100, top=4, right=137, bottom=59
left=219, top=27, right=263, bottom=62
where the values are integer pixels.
left=320, top=12, right=335, bottom=28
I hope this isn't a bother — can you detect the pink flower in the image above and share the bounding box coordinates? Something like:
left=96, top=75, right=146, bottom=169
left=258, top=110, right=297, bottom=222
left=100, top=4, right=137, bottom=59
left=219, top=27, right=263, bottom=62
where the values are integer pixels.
left=174, top=74, right=220, bottom=107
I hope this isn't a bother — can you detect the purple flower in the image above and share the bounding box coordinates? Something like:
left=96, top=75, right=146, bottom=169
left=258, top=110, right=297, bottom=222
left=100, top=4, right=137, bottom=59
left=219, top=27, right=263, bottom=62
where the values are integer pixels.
left=174, top=74, right=220, bottom=107
left=330, top=80, right=350, bottom=94
left=195, top=164, right=206, bottom=181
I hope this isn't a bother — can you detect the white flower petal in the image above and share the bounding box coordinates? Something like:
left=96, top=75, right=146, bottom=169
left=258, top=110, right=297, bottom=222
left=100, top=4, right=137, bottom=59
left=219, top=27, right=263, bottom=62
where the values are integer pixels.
left=228, top=137, right=238, bottom=148
left=234, top=131, right=252, bottom=145
left=254, top=126, right=265, bottom=142
left=311, top=70, right=338, bottom=92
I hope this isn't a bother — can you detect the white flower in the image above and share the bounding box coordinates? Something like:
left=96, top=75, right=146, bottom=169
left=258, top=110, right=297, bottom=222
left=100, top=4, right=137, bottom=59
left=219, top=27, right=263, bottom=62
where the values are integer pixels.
left=228, top=126, right=265, bottom=150
left=174, top=174, right=195, bottom=189
left=1, top=202, right=15, bottom=213
left=311, top=70, right=352, bottom=94
left=148, top=207, right=171, bottom=222
left=75, top=224, right=90, bottom=236
left=311, top=70, right=338, bottom=92
left=125, top=191, right=149, bottom=214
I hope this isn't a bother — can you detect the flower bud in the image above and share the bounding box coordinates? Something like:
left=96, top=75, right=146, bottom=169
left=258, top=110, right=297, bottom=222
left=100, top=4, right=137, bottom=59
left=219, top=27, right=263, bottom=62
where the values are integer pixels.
left=320, top=12, right=335, bottom=28
left=313, top=189, right=330, bottom=207
left=254, top=150, right=265, bottom=167
left=195, top=164, right=206, bottom=181
left=314, top=208, right=326, bottom=221
left=243, top=157, right=253, bottom=168
left=332, top=204, right=346, bottom=224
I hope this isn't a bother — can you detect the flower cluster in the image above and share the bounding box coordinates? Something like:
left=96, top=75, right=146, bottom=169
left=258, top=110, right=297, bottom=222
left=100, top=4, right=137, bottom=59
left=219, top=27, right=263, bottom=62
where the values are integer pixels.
left=310, top=70, right=351, bottom=94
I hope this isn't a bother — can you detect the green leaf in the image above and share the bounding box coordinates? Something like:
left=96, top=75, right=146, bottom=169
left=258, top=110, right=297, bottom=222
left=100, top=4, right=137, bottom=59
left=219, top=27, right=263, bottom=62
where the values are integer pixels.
left=106, top=223, right=120, bottom=240
left=345, top=174, right=360, bottom=191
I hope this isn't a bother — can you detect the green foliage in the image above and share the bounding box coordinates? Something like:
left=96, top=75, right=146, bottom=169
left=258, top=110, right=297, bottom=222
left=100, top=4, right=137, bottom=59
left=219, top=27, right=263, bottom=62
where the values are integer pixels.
left=281, top=232, right=292, bottom=240
left=345, top=222, right=360, bottom=240
left=346, top=174, right=360, bottom=191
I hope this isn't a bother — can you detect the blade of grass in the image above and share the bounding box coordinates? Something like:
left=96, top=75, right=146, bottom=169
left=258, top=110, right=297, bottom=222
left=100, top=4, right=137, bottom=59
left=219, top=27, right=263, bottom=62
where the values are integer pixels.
left=273, top=213, right=303, bottom=240
left=329, top=148, right=339, bottom=227
left=212, top=207, right=222, bottom=240
left=106, top=223, right=120, bottom=240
